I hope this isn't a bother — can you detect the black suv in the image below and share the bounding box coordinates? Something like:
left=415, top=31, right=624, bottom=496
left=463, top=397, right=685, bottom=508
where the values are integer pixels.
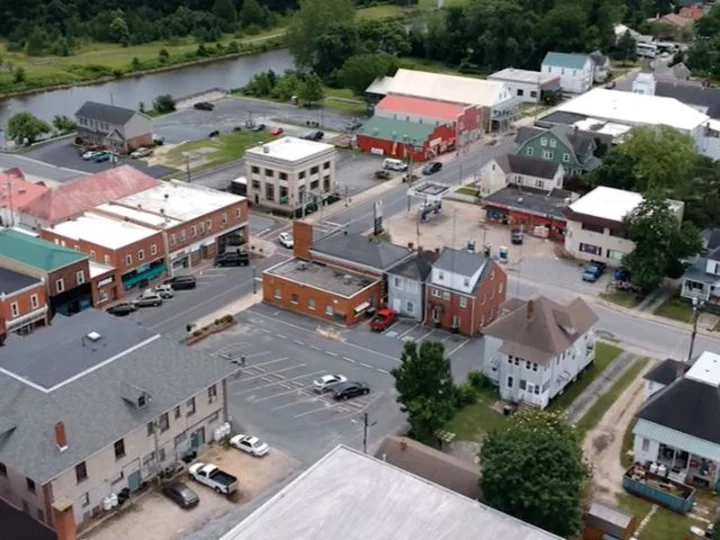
left=164, top=276, right=197, bottom=290
left=214, top=252, right=249, bottom=267
left=332, top=381, right=370, bottom=401
left=194, top=102, right=214, bottom=111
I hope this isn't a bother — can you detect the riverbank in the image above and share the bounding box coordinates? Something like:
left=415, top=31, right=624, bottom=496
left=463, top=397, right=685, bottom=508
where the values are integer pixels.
left=0, top=4, right=414, bottom=101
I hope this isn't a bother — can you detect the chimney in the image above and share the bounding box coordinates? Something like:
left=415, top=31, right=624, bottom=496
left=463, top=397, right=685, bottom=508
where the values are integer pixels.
left=677, top=359, right=687, bottom=380
left=52, top=498, right=77, bottom=540
left=55, top=421, right=68, bottom=451
left=292, top=220, right=313, bottom=260
left=526, top=300, right=535, bottom=321
left=400, top=439, right=407, bottom=452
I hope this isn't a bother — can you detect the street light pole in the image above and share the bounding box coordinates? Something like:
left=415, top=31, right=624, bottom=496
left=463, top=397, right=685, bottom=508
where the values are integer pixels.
left=687, top=297, right=704, bottom=364
left=361, top=412, right=377, bottom=454
left=252, top=265, right=257, bottom=294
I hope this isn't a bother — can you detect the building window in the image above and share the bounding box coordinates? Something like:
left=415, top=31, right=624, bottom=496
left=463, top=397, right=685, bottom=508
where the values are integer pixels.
left=208, top=384, right=217, bottom=403
left=535, top=180, right=544, bottom=189
left=299, top=171, right=306, bottom=179
left=75, top=462, right=87, bottom=483
left=147, top=422, right=154, bottom=436
left=540, top=137, right=547, bottom=147
left=158, top=412, right=169, bottom=432
left=206, top=219, right=212, bottom=231
left=607, top=248, right=624, bottom=261
left=519, top=379, right=527, bottom=390
left=526, top=147, right=534, bottom=156
left=221, top=213, right=228, bottom=226
left=325, top=305, right=334, bottom=316
left=526, top=361, right=532, bottom=369
left=516, top=88, right=524, bottom=97
left=0, top=462, right=6, bottom=477
left=37, top=509, right=44, bottom=523
left=175, top=406, right=181, bottom=419
left=265, top=169, right=274, bottom=177
left=406, top=301, right=414, bottom=314
left=138, top=249, right=145, bottom=261
left=581, top=222, right=604, bottom=234
left=507, top=376, right=513, bottom=388
left=579, top=243, right=601, bottom=256
left=641, top=438, right=650, bottom=452
left=459, top=297, right=468, bottom=308
left=532, top=363, right=538, bottom=372
left=251, top=180, right=260, bottom=190
left=251, top=166, right=259, bottom=174
left=90, top=250, right=96, bottom=260
left=549, top=138, right=557, bottom=148
left=114, top=439, right=125, bottom=460
left=530, top=91, right=537, bottom=98
left=190, top=225, right=197, bottom=237
left=310, top=166, right=319, bottom=175
left=278, top=171, right=288, bottom=181
left=209, top=411, right=220, bottom=424
left=394, top=277, right=402, bottom=288
left=274, top=288, right=282, bottom=299
left=105, top=254, right=112, bottom=265
left=125, top=254, right=132, bottom=266
left=265, top=184, right=274, bottom=201
left=179, top=230, right=186, bottom=242
left=175, top=433, right=187, bottom=448
left=562, top=153, right=570, bottom=162
left=56, top=278, right=65, bottom=293
left=308, top=298, right=316, bottom=310
left=310, top=179, right=319, bottom=190
left=235, top=207, right=242, bottom=219
left=542, top=150, right=553, bottom=159
left=76, top=270, right=85, bottom=285
left=81, top=493, right=90, bottom=507
left=442, top=291, right=450, bottom=300
left=323, top=161, right=330, bottom=170
left=323, top=176, right=331, bottom=192
left=187, top=397, right=196, bottom=416
left=290, top=293, right=299, bottom=304
left=150, top=244, right=158, bottom=256
left=432, top=288, right=440, bottom=297
left=26, top=478, right=35, bottom=494
left=10, top=302, right=19, bottom=318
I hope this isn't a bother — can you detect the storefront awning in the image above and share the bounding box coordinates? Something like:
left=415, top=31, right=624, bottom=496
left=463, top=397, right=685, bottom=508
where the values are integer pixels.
left=122, top=264, right=168, bottom=289
left=353, top=302, right=371, bottom=314
left=6, top=307, right=48, bottom=332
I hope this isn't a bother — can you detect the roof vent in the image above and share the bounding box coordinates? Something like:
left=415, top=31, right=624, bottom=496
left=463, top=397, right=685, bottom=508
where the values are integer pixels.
left=164, top=193, right=169, bottom=200
left=263, top=145, right=270, bottom=153
left=299, top=262, right=308, bottom=270
left=343, top=275, right=352, bottom=284
left=87, top=331, right=102, bottom=342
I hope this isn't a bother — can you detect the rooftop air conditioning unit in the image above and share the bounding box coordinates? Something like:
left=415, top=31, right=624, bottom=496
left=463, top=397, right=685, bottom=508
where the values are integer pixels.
left=299, top=262, right=308, bottom=270
left=87, top=331, right=102, bottom=342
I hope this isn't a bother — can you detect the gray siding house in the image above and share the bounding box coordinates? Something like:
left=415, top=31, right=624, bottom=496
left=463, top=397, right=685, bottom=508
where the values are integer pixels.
left=74, top=101, right=153, bottom=154
left=387, top=251, right=437, bottom=321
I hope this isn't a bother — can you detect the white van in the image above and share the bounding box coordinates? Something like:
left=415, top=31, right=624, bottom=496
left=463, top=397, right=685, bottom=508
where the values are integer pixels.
left=383, top=158, right=408, bottom=172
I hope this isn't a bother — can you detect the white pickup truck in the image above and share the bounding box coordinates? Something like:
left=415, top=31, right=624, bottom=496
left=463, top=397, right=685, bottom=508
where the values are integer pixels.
left=188, top=462, right=238, bottom=495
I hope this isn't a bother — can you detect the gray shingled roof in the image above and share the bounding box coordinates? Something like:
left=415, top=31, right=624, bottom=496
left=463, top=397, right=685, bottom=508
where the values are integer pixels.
left=312, top=231, right=412, bottom=271
left=703, top=228, right=720, bottom=251
left=515, top=124, right=607, bottom=158
left=0, top=267, right=41, bottom=296
left=655, top=81, right=720, bottom=119
left=74, top=101, right=138, bottom=126
left=644, top=358, right=685, bottom=386
left=432, top=248, right=487, bottom=277
left=387, top=251, right=436, bottom=281
left=483, top=296, right=598, bottom=365
left=0, top=309, right=238, bottom=483
left=636, top=377, right=720, bottom=444
left=495, top=154, right=562, bottom=180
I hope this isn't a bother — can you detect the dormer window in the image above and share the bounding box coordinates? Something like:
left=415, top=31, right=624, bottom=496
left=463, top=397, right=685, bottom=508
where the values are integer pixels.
left=138, top=395, right=146, bottom=408
left=463, top=277, right=470, bottom=287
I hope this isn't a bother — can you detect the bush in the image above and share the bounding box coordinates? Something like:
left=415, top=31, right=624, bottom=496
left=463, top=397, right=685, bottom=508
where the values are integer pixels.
left=214, top=318, right=223, bottom=326
left=454, top=382, right=478, bottom=409
left=222, top=314, right=235, bottom=323
left=467, top=370, right=490, bottom=391
left=192, top=329, right=203, bottom=337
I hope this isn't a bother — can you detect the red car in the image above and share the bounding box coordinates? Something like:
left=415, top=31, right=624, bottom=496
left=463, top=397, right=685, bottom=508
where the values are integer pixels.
left=269, top=127, right=284, bottom=136
left=370, top=308, right=397, bottom=332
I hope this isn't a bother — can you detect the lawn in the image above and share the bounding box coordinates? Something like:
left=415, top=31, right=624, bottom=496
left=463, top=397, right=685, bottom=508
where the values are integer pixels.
left=455, top=185, right=479, bottom=196
left=616, top=493, right=707, bottom=540
left=356, top=4, right=407, bottom=20
left=418, top=0, right=470, bottom=7
left=398, top=57, right=483, bottom=78
left=600, top=289, right=644, bottom=309
left=161, top=130, right=272, bottom=173
left=575, top=358, right=650, bottom=438
left=548, top=342, right=623, bottom=411
left=621, top=419, right=637, bottom=469
left=445, top=388, right=508, bottom=442
left=653, top=295, right=694, bottom=323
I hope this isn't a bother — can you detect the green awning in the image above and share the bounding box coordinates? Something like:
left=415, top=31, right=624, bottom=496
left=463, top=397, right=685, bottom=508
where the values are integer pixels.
left=122, top=264, right=167, bottom=289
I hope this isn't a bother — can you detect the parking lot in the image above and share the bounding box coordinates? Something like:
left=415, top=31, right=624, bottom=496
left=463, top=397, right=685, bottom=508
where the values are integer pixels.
left=382, top=320, right=470, bottom=355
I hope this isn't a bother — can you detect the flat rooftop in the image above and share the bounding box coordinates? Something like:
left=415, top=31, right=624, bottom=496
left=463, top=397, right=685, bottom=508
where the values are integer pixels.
left=484, top=186, right=574, bottom=221
left=0, top=267, right=41, bottom=296
left=89, top=260, right=115, bottom=279
left=96, top=202, right=182, bottom=229
left=220, top=445, right=562, bottom=540
left=488, top=68, right=558, bottom=84
left=0, top=309, right=158, bottom=392
left=115, top=180, right=246, bottom=222
left=686, top=351, right=720, bottom=388
left=266, top=259, right=378, bottom=297
left=49, top=212, right=158, bottom=250
left=245, top=136, right=335, bottom=163
left=572, top=118, right=632, bottom=139
left=568, top=186, right=642, bottom=222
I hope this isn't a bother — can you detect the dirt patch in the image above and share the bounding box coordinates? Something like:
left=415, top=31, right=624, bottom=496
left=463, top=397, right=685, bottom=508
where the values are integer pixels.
left=446, top=441, right=482, bottom=466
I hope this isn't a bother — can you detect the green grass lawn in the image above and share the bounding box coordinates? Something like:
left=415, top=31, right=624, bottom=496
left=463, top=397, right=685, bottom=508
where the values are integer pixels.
left=653, top=295, right=694, bottom=323
left=600, top=289, right=644, bottom=309
left=356, top=4, right=407, bottom=20
left=445, top=388, right=508, bottom=442
left=548, top=342, right=623, bottom=411
left=575, top=358, right=650, bottom=438
left=455, top=185, right=479, bottom=196
left=163, top=130, right=272, bottom=173
left=617, top=493, right=707, bottom=540
left=418, top=0, right=469, bottom=7
left=621, top=419, right=637, bottom=469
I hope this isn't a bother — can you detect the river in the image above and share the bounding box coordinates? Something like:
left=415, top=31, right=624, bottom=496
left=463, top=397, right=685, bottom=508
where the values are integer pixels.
left=0, top=48, right=294, bottom=126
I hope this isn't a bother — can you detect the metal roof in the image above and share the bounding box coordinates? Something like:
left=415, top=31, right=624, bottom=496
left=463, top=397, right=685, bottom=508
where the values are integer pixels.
left=357, top=116, right=437, bottom=144
left=0, top=229, right=86, bottom=272
left=74, top=101, right=140, bottom=126
left=542, top=52, right=592, bottom=70
left=376, top=95, right=466, bottom=121
left=0, top=267, right=41, bottom=295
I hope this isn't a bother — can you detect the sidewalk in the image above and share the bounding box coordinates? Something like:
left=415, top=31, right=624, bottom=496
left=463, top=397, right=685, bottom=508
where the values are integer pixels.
left=191, top=291, right=263, bottom=329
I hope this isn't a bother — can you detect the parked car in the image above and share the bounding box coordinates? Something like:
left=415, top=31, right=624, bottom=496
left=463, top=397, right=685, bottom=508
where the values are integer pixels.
left=135, top=293, right=163, bottom=307
left=208, top=130, right=220, bottom=138
left=313, top=374, right=348, bottom=393
left=230, top=434, right=270, bottom=457
left=345, top=119, right=363, bottom=131
left=374, top=170, right=391, bottom=180
left=194, top=101, right=215, bottom=111
left=106, top=303, right=138, bottom=317
left=370, top=308, right=396, bottom=332
left=131, top=147, right=153, bottom=159
left=152, top=284, right=175, bottom=298
left=278, top=232, right=293, bottom=249
left=188, top=463, right=238, bottom=495
left=332, top=381, right=370, bottom=401
left=82, top=150, right=101, bottom=160
left=253, top=124, right=266, bottom=132
left=269, top=127, right=284, bottom=136
left=91, top=151, right=114, bottom=163
left=214, top=251, right=249, bottom=267
left=422, top=162, right=443, bottom=175
left=164, top=276, right=197, bottom=290
left=162, top=482, right=199, bottom=509
left=302, top=131, right=324, bottom=141
left=582, top=260, right=607, bottom=282
left=511, top=229, right=523, bottom=245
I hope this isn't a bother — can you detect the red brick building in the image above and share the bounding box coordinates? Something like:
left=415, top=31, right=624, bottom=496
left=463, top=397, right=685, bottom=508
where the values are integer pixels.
left=425, top=248, right=507, bottom=336
left=0, top=267, right=48, bottom=337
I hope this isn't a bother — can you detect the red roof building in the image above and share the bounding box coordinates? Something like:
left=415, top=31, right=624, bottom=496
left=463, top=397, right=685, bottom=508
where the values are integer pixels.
left=18, top=165, right=161, bottom=229
left=0, top=168, right=48, bottom=227
left=679, top=6, right=704, bottom=20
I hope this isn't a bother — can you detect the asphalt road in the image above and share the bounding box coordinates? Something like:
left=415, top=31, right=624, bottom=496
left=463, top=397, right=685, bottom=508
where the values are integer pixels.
left=0, top=151, right=86, bottom=182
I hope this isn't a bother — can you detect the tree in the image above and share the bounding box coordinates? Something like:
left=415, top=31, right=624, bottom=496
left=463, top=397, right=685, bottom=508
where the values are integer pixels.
left=227, top=40, right=240, bottom=54
left=109, top=10, right=130, bottom=45
left=286, top=0, right=355, bottom=68
left=298, top=72, right=324, bottom=106
left=130, top=57, right=141, bottom=71
left=213, top=0, right=238, bottom=27
left=239, top=0, right=267, bottom=28
left=52, top=115, right=77, bottom=133
left=12, top=66, right=26, bottom=84
left=153, top=94, right=176, bottom=113
left=339, top=53, right=397, bottom=96
left=622, top=190, right=703, bottom=293
left=313, top=21, right=357, bottom=78
left=617, top=126, right=698, bottom=191
left=7, top=112, right=51, bottom=145
left=391, top=341, right=455, bottom=443
left=584, top=151, right=639, bottom=191
left=480, top=410, right=590, bottom=538
left=616, top=30, right=637, bottom=65
left=158, top=48, right=170, bottom=63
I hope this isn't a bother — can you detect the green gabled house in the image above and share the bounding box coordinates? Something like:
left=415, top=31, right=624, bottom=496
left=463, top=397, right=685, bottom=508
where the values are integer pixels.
left=514, top=125, right=608, bottom=178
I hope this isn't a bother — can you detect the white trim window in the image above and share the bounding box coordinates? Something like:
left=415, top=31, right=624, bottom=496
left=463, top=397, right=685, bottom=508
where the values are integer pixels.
left=76, top=271, right=85, bottom=285
left=56, top=279, right=65, bottom=293
left=30, top=294, right=39, bottom=309
left=10, top=302, right=19, bottom=318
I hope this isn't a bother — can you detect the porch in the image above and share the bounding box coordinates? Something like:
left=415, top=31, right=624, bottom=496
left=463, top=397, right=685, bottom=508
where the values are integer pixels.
left=654, top=443, right=720, bottom=490
left=680, top=258, right=719, bottom=303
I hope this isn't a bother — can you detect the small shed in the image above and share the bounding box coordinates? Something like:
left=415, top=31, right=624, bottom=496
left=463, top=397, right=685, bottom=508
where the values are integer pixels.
left=584, top=501, right=637, bottom=540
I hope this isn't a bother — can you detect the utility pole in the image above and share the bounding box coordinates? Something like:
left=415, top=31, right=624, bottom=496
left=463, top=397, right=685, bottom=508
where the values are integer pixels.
left=687, top=298, right=704, bottom=364
left=252, top=265, right=257, bottom=294
left=361, top=412, right=377, bottom=454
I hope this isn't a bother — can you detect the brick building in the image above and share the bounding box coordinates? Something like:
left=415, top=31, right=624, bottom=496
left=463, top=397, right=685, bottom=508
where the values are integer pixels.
left=0, top=230, right=93, bottom=316
left=356, top=116, right=457, bottom=163
left=0, top=267, right=48, bottom=337
left=0, top=168, right=48, bottom=228
left=96, top=180, right=248, bottom=272
left=41, top=212, right=166, bottom=301
left=425, top=248, right=507, bottom=336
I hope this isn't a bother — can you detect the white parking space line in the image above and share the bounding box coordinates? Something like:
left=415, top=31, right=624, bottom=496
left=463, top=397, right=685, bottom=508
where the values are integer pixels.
left=326, top=351, right=338, bottom=357
left=248, top=351, right=271, bottom=359
left=383, top=321, right=401, bottom=334
left=416, top=329, right=435, bottom=342
left=377, top=368, right=390, bottom=374
left=322, top=221, right=344, bottom=228
left=397, top=324, right=419, bottom=339
left=293, top=339, right=305, bottom=346
left=260, top=328, right=272, bottom=334
left=276, top=334, right=287, bottom=339
left=448, top=340, right=470, bottom=356
left=241, top=357, right=289, bottom=370
left=343, top=357, right=357, bottom=363
left=235, top=369, right=326, bottom=395
left=234, top=363, right=306, bottom=384
left=440, top=334, right=454, bottom=343
left=293, top=404, right=338, bottom=418
left=309, top=345, right=322, bottom=351
left=251, top=386, right=313, bottom=403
